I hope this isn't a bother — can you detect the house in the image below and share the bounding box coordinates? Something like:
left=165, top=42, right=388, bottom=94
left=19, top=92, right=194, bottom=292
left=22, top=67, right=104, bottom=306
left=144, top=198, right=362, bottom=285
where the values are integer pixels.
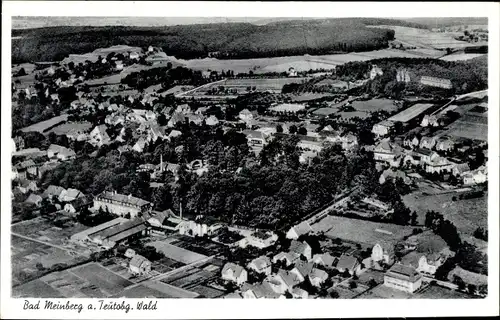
left=421, top=114, right=439, bottom=127
left=25, top=193, right=43, bottom=207
left=384, top=263, right=423, bottom=293
left=463, top=166, right=487, bottom=185
left=221, top=263, right=248, bottom=286
left=403, top=136, right=420, bottom=149
left=147, top=209, right=173, bottom=228
left=435, top=138, right=455, bottom=152
left=205, top=115, right=220, bottom=126
left=370, top=65, right=384, bottom=80
left=13, top=136, right=25, bottom=150
left=401, top=247, right=453, bottom=276
left=272, top=252, right=300, bottom=266
left=452, top=163, right=471, bottom=177
left=379, top=169, right=411, bottom=185
left=289, top=240, right=312, bottom=261
left=16, top=179, right=38, bottom=194
left=47, top=144, right=76, bottom=161
left=241, top=282, right=283, bottom=299
left=187, top=114, right=204, bottom=125
left=58, top=188, right=84, bottom=202
left=396, top=68, right=411, bottom=83
left=247, top=256, right=272, bottom=275
left=129, top=255, right=152, bottom=275
left=424, top=153, right=454, bottom=174
left=89, top=125, right=111, bottom=147
left=93, top=191, right=152, bottom=218
left=308, top=268, right=329, bottom=287
left=238, top=109, right=254, bottom=122
left=414, top=148, right=433, bottom=164
left=242, top=130, right=269, bottom=147
left=167, top=130, right=182, bottom=140
left=176, top=104, right=191, bottom=114
left=290, top=260, right=314, bottom=282
left=373, top=139, right=399, bottom=162
left=419, top=136, right=438, bottom=150
left=275, top=269, right=302, bottom=292
left=312, top=253, right=336, bottom=268
left=167, top=111, right=186, bottom=127
left=286, top=221, right=313, bottom=240
left=129, top=51, right=140, bottom=60
left=63, top=197, right=91, bottom=215
left=372, top=242, right=394, bottom=266
left=133, top=137, right=148, bottom=153
left=42, top=185, right=66, bottom=200
left=12, top=159, right=38, bottom=179
left=336, top=254, right=361, bottom=275
left=299, top=150, right=318, bottom=165
left=420, top=76, right=453, bottom=89
left=178, top=220, right=223, bottom=238
left=288, top=67, right=298, bottom=77
left=246, top=230, right=278, bottom=249
left=292, top=288, right=309, bottom=299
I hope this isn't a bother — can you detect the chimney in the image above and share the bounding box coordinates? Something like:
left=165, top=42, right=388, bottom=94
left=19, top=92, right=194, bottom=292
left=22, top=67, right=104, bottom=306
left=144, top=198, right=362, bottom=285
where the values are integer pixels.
left=160, top=154, right=163, bottom=172
left=128, top=194, right=132, bottom=199
left=179, top=201, right=183, bottom=220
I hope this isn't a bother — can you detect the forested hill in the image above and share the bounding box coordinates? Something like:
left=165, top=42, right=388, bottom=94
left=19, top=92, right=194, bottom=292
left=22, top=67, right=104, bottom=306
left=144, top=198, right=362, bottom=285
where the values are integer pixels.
left=11, top=18, right=423, bottom=63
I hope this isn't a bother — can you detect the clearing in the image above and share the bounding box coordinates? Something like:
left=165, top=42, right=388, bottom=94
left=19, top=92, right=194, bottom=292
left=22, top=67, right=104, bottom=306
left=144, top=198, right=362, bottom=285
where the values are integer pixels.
left=402, top=191, right=488, bottom=236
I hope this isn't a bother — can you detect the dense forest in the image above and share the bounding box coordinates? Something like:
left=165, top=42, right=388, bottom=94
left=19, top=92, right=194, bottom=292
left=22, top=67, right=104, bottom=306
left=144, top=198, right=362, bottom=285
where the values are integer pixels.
left=10, top=18, right=413, bottom=63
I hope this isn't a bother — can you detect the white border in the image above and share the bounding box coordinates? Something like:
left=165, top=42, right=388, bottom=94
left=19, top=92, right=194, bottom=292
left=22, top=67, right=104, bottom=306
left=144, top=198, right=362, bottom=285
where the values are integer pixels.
left=2, top=1, right=499, bottom=319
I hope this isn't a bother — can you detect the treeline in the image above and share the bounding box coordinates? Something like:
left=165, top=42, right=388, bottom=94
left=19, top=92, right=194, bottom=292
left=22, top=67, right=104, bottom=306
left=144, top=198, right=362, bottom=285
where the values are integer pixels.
left=425, top=210, right=488, bottom=276
left=12, top=18, right=401, bottom=63
left=121, top=66, right=206, bottom=90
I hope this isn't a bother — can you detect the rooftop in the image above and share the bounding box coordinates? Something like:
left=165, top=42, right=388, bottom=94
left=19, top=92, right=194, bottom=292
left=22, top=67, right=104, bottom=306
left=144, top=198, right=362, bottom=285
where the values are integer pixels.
left=388, top=103, right=434, bottom=123
left=96, top=191, right=151, bottom=207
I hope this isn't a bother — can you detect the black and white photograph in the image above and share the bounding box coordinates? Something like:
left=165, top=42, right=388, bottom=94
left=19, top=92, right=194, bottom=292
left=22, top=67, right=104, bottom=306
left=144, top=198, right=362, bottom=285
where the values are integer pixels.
left=1, top=1, right=499, bottom=319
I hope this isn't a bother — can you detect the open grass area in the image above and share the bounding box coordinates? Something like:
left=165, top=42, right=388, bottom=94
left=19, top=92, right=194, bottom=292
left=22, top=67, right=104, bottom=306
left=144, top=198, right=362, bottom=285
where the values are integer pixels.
left=11, top=235, right=87, bottom=286
left=12, top=279, right=65, bottom=298
left=70, top=263, right=133, bottom=296
left=20, top=114, right=69, bottom=134
left=351, top=98, right=399, bottom=112
left=412, top=284, right=472, bottom=299
left=46, top=121, right=93, bottom=135
left=402, top=192, right=488, bottom=236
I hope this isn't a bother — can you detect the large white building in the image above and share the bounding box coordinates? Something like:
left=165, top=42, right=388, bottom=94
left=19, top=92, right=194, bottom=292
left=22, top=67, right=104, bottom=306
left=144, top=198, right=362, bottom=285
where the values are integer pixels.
left=93, top=191, right=152, bottom=218
left=384, top=263, right=423, bottom=293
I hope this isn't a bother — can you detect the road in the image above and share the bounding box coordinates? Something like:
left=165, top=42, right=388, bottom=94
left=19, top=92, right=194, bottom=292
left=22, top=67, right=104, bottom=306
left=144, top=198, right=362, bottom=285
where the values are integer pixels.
left=175, top=79, right=226, bottom=98
left=12, top=232, right=87, bottom=257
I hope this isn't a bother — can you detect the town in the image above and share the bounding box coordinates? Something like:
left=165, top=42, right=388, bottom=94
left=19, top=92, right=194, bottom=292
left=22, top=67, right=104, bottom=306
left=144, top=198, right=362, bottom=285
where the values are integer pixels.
left=11, top=17, right=488, bottom=300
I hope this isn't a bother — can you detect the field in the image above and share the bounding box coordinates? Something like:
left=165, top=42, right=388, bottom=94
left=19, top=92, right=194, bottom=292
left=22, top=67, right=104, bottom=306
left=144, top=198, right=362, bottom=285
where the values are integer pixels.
left=20, top=114, right=69, bottom=134
left=368, top=25, right=487, bottom=50
left=188, top=77, right=309, bottom=97
left=46, top=121, right=93, bottom=135
left=183, top=48, right=443, bottom=74
left=12, top=217, right=92, bottom=254
left=440, top=53, right=487, bottom=61
left=338, top=111, right=371, bottom=120
left=445, top=114, right=488, bottom=141
left=351, top=98, right=399, bottom=112
left=311, top=215, right=414, bottom=248
left=11, top=235, right=88, bottom=287
left=403, top=192, right=488, bottom=236
left=70, top=263, right=133, bottom=296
